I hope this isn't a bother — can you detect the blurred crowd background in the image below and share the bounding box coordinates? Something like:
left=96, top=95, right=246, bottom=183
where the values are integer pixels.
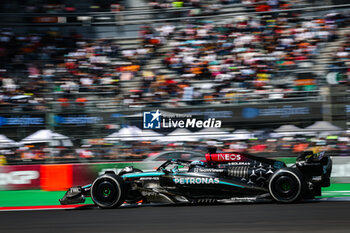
left=0, top=0, right=349, bottom=165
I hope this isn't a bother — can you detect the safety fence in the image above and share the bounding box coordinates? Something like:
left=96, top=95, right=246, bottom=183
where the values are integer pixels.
left=0, top=99, right=329, bottom=140
left=0, top=3, right=349, bottom=27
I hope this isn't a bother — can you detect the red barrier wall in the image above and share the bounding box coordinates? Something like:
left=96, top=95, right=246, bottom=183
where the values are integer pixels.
left=0, top=165, right=40, bottom=190
left=40, top=164, right=72, bottom=191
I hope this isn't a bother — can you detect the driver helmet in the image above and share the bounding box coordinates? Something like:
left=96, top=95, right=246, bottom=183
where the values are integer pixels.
left=190, top=160, right=205, bottom=166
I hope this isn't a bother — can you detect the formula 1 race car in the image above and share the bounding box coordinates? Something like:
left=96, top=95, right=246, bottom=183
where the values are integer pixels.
left=60, top=150, right=332, bottom=208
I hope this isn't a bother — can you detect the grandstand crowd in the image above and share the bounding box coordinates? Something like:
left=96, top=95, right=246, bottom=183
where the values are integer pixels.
left=1, top=5, right=349, bottom=109
left=1, top=0, right=125, bottom=13
left=0, top=0, right=350, bottom=164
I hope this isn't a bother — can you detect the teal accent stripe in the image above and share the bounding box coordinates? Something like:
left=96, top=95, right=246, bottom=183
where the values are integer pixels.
left=174, top=173, right=246, bottom=188
left=122, top=172, right=244, bottom=188
left=219, top=181, right=245, bottom=188
left=171, top=173, right=190, bottom=176
left=122, top=172, right=165, bottom=178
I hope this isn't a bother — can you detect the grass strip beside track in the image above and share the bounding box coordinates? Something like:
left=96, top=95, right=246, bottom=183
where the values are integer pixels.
left=0, top=183, right=350, bottom=207
left=0, top=190, right=94, bottom=207
left=276, top=157, right=297, bottom=164
left=318, top=183, right=350, bottom=197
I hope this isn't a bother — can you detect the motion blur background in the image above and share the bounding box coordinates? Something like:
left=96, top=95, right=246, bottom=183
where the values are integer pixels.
left=0, top=0, right=349, bottom=167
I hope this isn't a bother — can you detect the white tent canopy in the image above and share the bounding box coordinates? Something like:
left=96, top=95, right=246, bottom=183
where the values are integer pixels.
left=222, top=129, right=253, bottom=141
left=105, top=126, right=163, bottom=141
left=140, top=130, right=163, bottom=141
left=118, top=126, right=142, bottom=141
left=168, top=128, right=193, bottom=136
left=275, top=125, right=303, bottom=132
left=104, top=131, right=119, bottom=141
left=274, top=125, right=304, bottom=136
left=305, top=121, right=343, bottom=136
left=0, top=135, right=18, bottom=148
left=20, top=129, right=73, bottom=147
left=158, top=128, right=199, bottom=142
left=105, top=126, right=142, bottom=141
left=305, top=121, right=342, bottom=131
left=193, top=128, right=230, bottom=139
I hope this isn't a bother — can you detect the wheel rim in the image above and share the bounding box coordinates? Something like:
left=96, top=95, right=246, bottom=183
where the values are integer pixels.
left=270, top=173, right=301, bottom=202
left=281, top=182, right=291, bottom=192
left=91, top=177, right=120, bottom=207
left=103, top=187, right=112, bottom=197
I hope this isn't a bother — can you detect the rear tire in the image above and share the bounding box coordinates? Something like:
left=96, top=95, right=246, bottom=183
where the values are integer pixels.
left=91, top=174, right=126, bottom=208
left=269, top=168, right=305, bottom=203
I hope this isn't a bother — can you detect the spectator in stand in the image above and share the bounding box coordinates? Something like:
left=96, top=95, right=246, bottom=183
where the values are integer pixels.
left=117, top=10, right=337, bottom=107
left=1, top=4, right=346, bottom=110
left=91, top=0, right=125, bottom=12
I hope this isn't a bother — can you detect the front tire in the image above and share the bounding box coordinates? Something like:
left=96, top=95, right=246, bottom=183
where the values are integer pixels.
left=269, top=168, right=305, bottom=203
left=91, top=174, right=126, bottom=208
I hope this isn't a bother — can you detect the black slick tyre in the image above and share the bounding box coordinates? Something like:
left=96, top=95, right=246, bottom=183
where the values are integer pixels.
left=268, top=168, right=305, bottom=203
left=91, top=174, right=126, bottom=208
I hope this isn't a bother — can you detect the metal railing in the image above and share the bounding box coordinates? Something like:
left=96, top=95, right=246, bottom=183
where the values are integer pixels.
left=0, top=89, right=321, bottom=113
left=44, top=90, right=321, bottom=112
left=0, top=3, right=349, bottom=27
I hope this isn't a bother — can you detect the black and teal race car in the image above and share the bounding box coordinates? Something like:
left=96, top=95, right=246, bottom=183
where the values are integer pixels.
left=60, top=150, right=332, bottom=208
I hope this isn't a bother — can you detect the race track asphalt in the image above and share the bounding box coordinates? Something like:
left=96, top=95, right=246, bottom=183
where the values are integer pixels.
left=1, top=202, right=350, bottom=233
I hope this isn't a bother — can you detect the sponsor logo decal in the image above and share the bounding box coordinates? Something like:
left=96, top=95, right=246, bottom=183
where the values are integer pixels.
left=242, top=107, right=260, bottom=119
left=194, top=168, right=225, bottom=173
left=217, top=153, right=241, bottom=161
left=173, top=177, right=220, bottom=184
left=141, top=191, right=157, bottom=196
left=186, top=110, right=232, bottom=119
left=0, top=116, right=44, bottom=127
left=346, top=105, right=350, bottom=113
left=0, top=171, right=39, bottom=185
left=140, top=177, right=160, bottom=181
left=242, top=106, right=310, bottom=119
left=70, top=187, right=81, bottom=193
left=54, top=115, right=102, bottom=125
left=227, top=162, right=250, bottom=165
